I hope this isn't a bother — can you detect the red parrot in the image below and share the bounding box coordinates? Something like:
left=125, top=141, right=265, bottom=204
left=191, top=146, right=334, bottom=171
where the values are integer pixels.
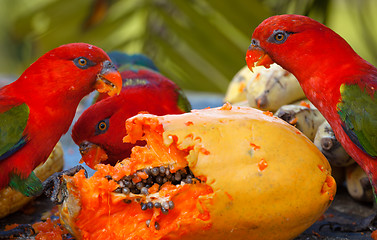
left=72, top=53, right=191, bottom=169
left=246, top=15, right=377, bottom=201
left=0, top=43, right=122, bottom=196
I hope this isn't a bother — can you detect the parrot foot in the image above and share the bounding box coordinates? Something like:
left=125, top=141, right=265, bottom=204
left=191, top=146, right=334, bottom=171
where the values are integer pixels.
left=320, top=213, right=377, bottom=232
left=0, top=224, right=35, bottom=239
left=43, top=165, right=88, bottom=205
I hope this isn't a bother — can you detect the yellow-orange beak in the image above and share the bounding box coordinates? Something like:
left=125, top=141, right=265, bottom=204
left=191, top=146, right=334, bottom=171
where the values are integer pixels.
left=245, top=41, right=274, bottom=72
left=79, top=141, right=108, bottom=169
left=95, top=60, right=122, bottom=97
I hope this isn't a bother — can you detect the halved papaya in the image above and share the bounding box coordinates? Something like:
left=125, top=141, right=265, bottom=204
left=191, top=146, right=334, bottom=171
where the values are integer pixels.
left=59, top=104, right=336, bottom=240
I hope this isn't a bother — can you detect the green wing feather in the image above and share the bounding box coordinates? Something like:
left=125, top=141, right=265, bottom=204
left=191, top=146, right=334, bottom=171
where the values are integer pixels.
left=176, top=88, right=192, bottom=113
left=0, top=103, right=41, bottom=196
left=9, top=171, right=43, bottom=197
left=0, top=103, right=30, bottom=160
left=337, top=83, right=377, bottom=157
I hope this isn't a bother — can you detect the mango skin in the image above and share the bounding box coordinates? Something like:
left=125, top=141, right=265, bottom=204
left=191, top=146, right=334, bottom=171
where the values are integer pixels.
left=158, top=105, right=335, bottom=240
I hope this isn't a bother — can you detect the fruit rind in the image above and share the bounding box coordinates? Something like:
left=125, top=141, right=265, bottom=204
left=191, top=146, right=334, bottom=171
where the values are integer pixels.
left=60, top=105, right=335, bottom=240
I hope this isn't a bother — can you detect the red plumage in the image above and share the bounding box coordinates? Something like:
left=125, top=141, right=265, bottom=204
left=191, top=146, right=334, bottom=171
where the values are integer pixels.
left=0, top=43, right=121, bottom=191
left=72, top=68, right=190, bottom=169
left=246, top=15, right=377, bottom=194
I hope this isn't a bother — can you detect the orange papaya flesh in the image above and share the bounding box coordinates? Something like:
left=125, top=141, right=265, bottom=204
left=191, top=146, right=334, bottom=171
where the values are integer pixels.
left=60, top=105, right=336, bottom=240
left=60, top=117, right=214, bottom=240
left=32, top=218, right=68, bottom=240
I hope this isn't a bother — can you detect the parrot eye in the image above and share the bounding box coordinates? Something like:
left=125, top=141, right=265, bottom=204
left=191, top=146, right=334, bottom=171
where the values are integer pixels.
left=73, top=57, right=94, bottom=69
left=95, top=118, right=109, bottom=135
left=275, top=33, right=285, bottom=41
left=268, top=30, right=290, bottom=44
left=78, top=58, right=87, bottom=66
left=98, top=122, right=106, bottom=130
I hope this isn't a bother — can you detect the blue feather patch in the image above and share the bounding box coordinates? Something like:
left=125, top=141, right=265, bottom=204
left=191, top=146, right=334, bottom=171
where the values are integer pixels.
left=0, top=136, right=28, bottom=161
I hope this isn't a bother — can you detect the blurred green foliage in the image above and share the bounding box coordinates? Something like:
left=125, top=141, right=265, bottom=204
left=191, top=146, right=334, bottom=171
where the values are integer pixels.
left=0, top=0, right=376, bottom=93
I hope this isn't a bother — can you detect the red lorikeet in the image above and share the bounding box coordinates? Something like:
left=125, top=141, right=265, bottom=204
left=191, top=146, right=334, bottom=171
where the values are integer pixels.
left=0, top=43, right=122, bottom=196
left=246, top=14, right=377, bottom=231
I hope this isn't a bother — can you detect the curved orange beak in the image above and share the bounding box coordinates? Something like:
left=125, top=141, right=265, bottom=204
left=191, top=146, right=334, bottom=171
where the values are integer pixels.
left=78, top=141, right=108, bottom=169
left=95, top=60, right=122, bottom=97
left=245, top=40, right=274, bottom=72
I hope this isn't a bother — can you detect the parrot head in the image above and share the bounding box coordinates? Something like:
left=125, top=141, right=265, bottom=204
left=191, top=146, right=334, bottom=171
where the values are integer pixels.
left=245, top=14, right=362, bottom=83
left=71, top=94, right=139, bottom=169
left=66, top=43, right=123, bottom=97
left=17, top=43, right=122, bottom=101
